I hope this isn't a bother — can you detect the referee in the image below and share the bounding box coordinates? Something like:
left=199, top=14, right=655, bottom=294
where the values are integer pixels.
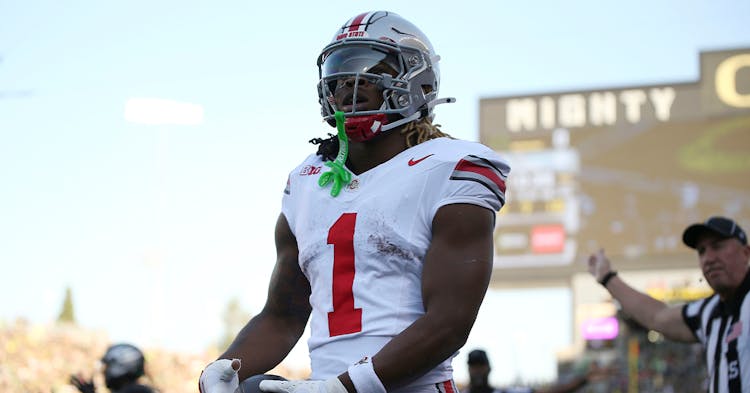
left=587, top=216, right=750, bottom=393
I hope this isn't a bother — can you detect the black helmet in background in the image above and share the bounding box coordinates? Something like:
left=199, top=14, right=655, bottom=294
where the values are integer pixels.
left=102, top=343, right=145, bottom=390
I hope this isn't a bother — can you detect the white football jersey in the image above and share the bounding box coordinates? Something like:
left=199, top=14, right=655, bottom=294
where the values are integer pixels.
left=281, top=137, right=509, bottom=387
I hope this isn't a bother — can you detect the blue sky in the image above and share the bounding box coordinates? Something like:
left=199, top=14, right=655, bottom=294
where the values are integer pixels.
left=1, top=0, right=749, bottom=386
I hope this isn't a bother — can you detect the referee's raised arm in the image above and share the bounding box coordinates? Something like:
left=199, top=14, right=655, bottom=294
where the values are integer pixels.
left=587, top=248, right=696, bottom=342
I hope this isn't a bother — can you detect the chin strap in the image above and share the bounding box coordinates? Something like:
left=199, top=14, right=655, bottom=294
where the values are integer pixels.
left=379, top=111, right=419, bottom=132
left=379, top=96, right=456, bottom=132
left=318, top=111, right=352, bottom=197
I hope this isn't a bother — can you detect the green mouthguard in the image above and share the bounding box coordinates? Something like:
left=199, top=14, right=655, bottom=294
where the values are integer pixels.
left=318, top=111, right=352, bottom=197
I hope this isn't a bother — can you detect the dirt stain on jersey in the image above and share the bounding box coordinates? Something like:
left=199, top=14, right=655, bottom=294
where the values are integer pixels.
left=369, top=233, right=416, bottom=262
left=299, top=246, right=325, bottom=275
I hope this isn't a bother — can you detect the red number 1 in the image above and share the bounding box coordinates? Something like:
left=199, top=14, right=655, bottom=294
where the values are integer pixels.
left=327, top=213, right=362, bottom=337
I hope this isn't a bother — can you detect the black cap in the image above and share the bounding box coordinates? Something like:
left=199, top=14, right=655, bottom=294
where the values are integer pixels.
left=467, top=349, right=490, bottom=365
left=682, top=216, right=748, bottom=249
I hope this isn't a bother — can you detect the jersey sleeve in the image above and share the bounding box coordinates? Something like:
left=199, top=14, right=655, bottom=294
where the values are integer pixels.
left=434, top=148, right=510, bottom=214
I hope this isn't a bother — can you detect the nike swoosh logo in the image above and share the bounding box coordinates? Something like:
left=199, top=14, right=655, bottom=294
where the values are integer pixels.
left=408, top=154, right=434, bottom=166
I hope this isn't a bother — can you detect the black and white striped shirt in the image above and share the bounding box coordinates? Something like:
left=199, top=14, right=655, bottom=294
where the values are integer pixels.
left=683, top=270, right=750, bottom=393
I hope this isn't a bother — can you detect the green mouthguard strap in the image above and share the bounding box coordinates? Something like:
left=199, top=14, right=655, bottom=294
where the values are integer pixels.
left=318, top=111, right=352, bottom=197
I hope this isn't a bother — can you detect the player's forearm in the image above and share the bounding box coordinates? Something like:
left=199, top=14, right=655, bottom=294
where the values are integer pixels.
left=369, top=308, right=477, bottom=389
left=221, top=311, right=307, bottom=380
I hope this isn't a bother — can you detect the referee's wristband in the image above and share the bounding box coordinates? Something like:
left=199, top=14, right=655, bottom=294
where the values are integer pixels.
left=599, top=270, right=618, bottom=287
left=348, top=358, right=386, bottom=393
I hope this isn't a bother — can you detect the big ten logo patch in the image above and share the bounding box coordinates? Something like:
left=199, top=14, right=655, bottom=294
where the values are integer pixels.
left=300, top=165, right=322, bottom=176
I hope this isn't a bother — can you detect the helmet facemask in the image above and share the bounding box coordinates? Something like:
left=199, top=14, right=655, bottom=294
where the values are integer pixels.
left=317, top=40, right=438, bottom=142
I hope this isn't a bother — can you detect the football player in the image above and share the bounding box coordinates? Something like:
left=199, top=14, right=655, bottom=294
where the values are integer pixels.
left=199, top=10, right=510, bottom=393
left=70, top=343, right=155, bottom=393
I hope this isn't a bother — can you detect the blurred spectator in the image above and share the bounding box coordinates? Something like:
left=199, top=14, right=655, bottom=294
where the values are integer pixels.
left=462, top=349, right=498, bottom=393
left=461, top=349, right=597, bottom=393
left=70, top=343, right=155, bottom=393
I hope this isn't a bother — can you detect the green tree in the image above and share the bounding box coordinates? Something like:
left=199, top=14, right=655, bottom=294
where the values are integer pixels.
left=57, top=286, right=76, bottom=324
left=218, top=297, right=252, bottom=350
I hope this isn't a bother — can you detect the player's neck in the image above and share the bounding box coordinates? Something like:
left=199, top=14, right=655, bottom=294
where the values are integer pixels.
left=347, top=130, right=408, bottom=175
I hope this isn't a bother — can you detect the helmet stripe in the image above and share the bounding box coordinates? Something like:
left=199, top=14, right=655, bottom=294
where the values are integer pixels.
left=346, top=12, right=373, bottom=33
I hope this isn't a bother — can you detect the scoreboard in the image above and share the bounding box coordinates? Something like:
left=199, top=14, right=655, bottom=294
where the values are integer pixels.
left=480, top=48, right=750, bottom=285
left=492, top=145, right=580, bottom=267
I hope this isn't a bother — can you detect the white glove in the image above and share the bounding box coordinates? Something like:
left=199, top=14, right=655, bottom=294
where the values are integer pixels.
left=199, top=358, right=241, bottom=393
left=259, top=378, right=348, bottom=393
left=587, top=249, right=612, bottom=282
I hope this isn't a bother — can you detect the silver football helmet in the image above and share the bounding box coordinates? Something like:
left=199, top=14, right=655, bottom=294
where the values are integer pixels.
left=317, top=11, right=454, bottom=142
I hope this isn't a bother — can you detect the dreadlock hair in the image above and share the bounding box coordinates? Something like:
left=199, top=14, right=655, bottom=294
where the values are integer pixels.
left=309, top=133, right=339, bottom=162
left=401, top=118, right=452, bottom=148
left=309, top=118, right=453, bottom=162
